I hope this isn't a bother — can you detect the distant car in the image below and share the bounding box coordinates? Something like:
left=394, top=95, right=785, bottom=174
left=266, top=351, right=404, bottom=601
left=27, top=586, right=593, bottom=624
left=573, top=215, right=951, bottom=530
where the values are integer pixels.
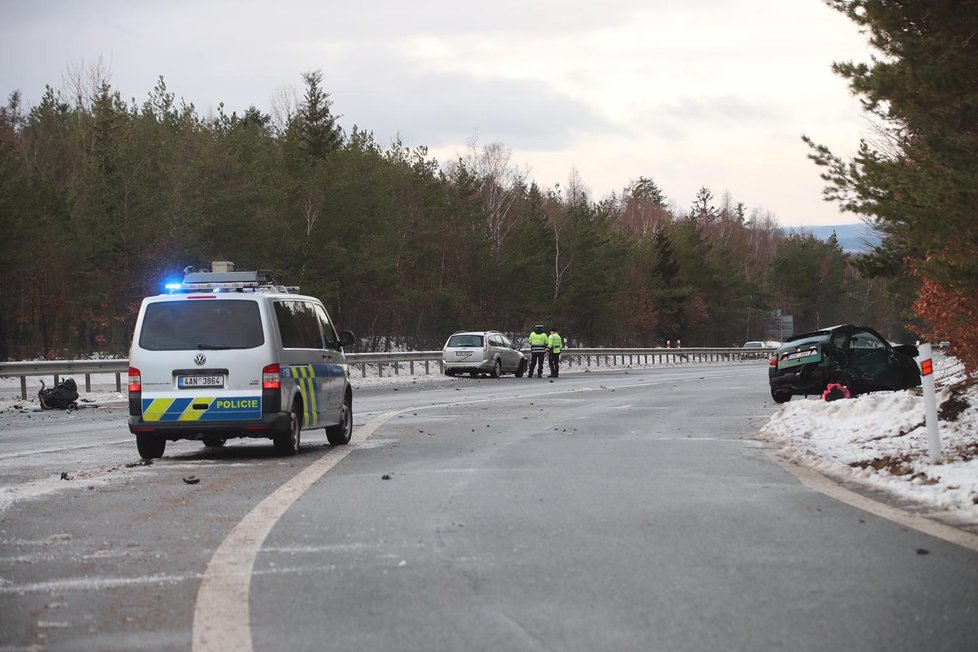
left=443, top=331, right=527, bottom=378
left=741, top=340, right=779, bottom=360
left=768, top=324, right=920, bottom=403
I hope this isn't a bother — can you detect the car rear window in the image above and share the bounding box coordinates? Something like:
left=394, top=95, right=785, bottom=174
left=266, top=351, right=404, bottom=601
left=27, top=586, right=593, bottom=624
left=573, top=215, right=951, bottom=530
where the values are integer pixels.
left=783, top=335, right=826, bottom=350
left=448, top=334, right=484, bottom=348
left=139, top=300, right=264, bottom=350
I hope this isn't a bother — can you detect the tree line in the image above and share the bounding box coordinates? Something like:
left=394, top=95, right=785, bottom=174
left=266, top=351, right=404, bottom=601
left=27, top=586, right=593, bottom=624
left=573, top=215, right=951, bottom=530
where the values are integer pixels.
left=0, top=70, right=912, bottom=360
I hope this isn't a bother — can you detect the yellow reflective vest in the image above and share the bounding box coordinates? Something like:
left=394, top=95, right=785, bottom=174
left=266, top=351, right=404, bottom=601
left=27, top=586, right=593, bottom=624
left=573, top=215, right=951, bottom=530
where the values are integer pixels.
left=548, top=332, right=562, bottom=354
left=529, top=331, right=549, bottom=352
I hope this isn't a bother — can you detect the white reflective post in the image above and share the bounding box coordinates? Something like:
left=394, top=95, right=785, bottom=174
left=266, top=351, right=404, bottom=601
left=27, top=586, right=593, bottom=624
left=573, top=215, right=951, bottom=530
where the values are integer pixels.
left=916, top=343, right=942, bottom=462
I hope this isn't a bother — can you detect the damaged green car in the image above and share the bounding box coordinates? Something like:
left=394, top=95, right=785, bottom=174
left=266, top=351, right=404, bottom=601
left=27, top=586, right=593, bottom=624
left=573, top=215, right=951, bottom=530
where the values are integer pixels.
left=768, top=324, right=921, bottom=403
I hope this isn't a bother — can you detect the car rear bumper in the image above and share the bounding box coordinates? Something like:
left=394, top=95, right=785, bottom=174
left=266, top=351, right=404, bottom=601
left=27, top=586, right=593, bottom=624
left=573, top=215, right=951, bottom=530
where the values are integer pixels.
left=769, top=364, right=832, bottom=396
left=443, top=359, right=492, bottom=373
left=128, top=413, right=292, bottom=440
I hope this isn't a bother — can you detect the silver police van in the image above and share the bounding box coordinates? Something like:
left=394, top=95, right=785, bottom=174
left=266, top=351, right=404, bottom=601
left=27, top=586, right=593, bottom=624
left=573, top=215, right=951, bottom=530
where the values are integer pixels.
left=127, top=262, right=355, bottom=459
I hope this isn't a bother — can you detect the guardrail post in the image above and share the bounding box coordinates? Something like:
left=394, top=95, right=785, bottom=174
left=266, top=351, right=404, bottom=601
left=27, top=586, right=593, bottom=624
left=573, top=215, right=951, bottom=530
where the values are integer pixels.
left=916, top=343, right=942, bottom=462
left=0, top=348, right=754, bottom=390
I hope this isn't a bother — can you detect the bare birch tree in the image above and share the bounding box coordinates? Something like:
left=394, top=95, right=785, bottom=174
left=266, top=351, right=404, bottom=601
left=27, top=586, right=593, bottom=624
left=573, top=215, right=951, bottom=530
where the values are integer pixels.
left=457, top=138, right=528, bottom=253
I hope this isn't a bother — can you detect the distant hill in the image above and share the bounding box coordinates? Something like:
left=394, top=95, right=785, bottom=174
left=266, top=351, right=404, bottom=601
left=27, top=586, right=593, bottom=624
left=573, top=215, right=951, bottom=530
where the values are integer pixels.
left=784, top=223, right=882, bottom=254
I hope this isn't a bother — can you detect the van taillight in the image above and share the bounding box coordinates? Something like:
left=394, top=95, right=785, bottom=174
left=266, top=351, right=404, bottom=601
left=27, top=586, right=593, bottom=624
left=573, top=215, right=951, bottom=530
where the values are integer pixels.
left=769, top=357, right=778, bottom=366
left=263, top=363, right=281, bottom=390
left=128, top=367, right=141, bottom=393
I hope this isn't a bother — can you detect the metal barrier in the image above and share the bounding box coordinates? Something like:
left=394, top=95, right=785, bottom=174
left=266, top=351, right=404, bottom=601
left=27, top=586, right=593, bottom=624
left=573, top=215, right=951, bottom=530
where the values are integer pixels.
left=0, top=347, right=776, bottom=399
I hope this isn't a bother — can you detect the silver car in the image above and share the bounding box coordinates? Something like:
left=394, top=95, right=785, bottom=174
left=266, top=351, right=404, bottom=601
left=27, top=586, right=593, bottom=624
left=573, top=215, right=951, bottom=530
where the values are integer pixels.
left=442, top=331, right=527, bottom=378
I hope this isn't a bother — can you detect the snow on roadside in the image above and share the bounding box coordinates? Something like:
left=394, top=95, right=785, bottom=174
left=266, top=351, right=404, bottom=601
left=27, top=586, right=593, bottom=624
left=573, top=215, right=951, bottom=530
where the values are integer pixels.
left=760, top=356, right=978, bottom=527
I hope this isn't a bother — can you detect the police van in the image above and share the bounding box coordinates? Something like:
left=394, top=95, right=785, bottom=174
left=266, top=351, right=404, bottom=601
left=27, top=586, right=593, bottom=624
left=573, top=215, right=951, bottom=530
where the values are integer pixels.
left=127, top=262, right=355, bottom=459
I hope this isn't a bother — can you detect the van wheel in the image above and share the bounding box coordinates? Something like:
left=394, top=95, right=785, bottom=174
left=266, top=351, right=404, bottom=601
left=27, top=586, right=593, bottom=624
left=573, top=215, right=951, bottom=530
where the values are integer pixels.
left=771, top=388, right=791, bottom=404
left=326, top=391, right=353, bottom=446
left=490, top=359, right=501, bottom=378
left=274, top=403, right=301, bottom=455
left=515, top=359, right=526, bottom=378
left=202, top=438, right=226, bottom=448
left=136, top=435, right=166, bottom=459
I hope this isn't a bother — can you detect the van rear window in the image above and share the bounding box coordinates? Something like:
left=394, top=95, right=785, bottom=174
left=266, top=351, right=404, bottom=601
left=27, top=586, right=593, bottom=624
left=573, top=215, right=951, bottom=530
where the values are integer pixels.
left=139, top=300, right=264, bottom=350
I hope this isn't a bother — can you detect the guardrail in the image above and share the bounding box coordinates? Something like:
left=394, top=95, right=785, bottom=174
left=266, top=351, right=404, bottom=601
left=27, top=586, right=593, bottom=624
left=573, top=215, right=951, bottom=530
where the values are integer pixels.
left=0, top=347, right=776, bottom=400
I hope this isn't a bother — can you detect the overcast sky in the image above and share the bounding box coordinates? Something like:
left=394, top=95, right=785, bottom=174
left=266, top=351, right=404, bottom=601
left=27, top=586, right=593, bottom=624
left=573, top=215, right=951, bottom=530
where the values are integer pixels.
left=1, top=0, right=877, bottom=226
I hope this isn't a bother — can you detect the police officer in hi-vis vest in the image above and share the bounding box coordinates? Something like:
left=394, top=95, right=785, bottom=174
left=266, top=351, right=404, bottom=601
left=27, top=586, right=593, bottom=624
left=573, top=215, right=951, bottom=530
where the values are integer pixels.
left=547, top=327, right=563, bottom=378
left=527, top=324, right=549, bottom=378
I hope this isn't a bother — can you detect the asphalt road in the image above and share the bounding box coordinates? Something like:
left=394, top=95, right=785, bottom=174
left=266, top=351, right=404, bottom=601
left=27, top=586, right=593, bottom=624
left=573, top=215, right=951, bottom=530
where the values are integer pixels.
left=1, top=364, right=976, bottom=651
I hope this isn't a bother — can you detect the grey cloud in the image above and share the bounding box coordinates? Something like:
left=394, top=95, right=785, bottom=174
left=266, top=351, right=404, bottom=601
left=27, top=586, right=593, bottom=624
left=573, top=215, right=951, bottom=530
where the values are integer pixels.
left=635, top=95, right=780, bottom=142
left=327, top=64, right=617, bottom=151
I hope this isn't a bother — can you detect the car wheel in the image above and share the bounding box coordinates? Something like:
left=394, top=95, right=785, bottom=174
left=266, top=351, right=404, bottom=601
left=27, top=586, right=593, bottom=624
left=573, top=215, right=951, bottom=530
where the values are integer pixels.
left=202, top=438, right=226, bottom=448
left=771, top=388, right=791, bottom=404
left=274, top=402, right=301, bottom=455
left=515, top=359, right=526, bottom=378
left=326, top=391, right=353, bottom=446
left=490, top=359, right=501, bottom=378
left=136, top=434, right=166, bottom=459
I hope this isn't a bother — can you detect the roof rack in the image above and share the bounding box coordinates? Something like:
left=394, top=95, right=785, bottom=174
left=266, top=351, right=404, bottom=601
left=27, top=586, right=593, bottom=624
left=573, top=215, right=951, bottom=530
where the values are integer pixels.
left=167, top=263, right=299, bottom=294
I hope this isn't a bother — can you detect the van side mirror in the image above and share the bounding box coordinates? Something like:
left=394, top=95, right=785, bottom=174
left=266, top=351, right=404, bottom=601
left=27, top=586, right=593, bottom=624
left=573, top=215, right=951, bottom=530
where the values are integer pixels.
left=338, top=330, right=356, bottom=349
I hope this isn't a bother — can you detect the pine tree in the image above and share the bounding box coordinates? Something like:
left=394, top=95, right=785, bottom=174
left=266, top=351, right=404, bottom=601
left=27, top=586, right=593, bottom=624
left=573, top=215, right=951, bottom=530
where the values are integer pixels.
left=298, top=70, right=343, bottom=160
left=804, top=0, right=978, bottom=363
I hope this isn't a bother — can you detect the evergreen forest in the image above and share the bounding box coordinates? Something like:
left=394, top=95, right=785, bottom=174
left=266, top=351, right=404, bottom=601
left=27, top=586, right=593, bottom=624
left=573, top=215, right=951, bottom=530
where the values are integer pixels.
left=0, top=69, right=913, bottom=359
left=9, top=0, right=978, bottom=368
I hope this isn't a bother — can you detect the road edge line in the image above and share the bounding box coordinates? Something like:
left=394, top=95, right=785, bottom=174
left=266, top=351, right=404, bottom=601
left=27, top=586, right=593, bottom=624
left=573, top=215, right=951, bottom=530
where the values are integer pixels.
left=770, top=453, right=978, bottom=553
left=191, top=411, right=400, bottom=652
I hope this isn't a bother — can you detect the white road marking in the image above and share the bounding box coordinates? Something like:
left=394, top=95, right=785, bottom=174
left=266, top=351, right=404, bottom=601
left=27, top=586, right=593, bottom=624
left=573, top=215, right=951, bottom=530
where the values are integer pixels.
left=773, top=455, right=978, bottom=553
left=191, top=410, right=399, bottom=652
left=0, top=439, right=132, bottom=460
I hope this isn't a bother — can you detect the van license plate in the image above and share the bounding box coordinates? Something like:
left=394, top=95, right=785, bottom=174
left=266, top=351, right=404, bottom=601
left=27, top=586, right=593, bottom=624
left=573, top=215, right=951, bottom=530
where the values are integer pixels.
left=178, top=375, right=224, bottom=388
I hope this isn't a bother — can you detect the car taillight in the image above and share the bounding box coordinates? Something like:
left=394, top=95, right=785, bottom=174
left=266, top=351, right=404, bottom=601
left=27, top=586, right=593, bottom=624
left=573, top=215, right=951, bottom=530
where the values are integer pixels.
left=263, top=363, right=281, bottom=390
left=128, top=367, right=141, bottom=393
left=483, top=337, right=488, bottom=351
